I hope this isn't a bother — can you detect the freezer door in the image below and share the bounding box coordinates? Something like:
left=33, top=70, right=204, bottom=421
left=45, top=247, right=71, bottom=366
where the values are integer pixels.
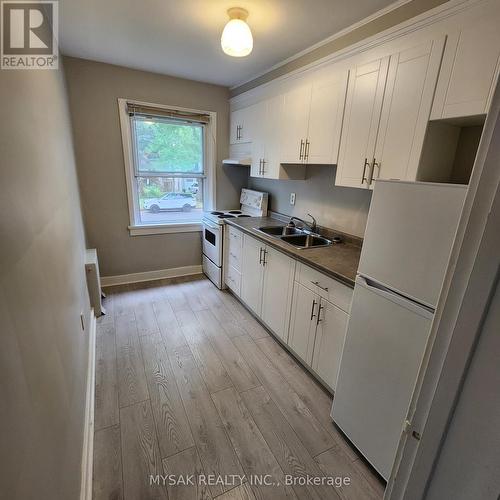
left=332, top=276, right=433, bottom=480
left=358, top=180, right=466, bottom=308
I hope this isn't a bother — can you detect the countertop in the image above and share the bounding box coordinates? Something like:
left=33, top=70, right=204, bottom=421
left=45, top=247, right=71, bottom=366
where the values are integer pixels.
left=225, top=217, right=362, bottom=287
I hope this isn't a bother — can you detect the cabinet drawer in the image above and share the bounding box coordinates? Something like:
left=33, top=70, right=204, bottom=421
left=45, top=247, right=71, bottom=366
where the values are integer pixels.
left=296, top=262, right=353, bottom=312
left=225, top=264, right=241, bottom=296
left=227, top=226, right=243, bottom=270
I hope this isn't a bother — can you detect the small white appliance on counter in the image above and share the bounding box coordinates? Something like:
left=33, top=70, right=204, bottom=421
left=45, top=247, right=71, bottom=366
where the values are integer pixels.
left=202, top=188, right=268, bottom=289
left=332, top=180, right=467, bottom=480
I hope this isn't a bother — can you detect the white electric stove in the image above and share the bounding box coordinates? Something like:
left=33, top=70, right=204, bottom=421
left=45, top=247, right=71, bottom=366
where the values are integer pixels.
left=202, top=188, right=268, bottom=288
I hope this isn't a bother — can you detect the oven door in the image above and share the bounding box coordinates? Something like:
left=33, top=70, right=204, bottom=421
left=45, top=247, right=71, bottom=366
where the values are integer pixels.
left=202, top=219, right=222, bottom=267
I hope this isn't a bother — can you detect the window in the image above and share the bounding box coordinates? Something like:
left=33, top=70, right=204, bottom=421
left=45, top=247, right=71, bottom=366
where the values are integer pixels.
left=119, top=99, right=216, bottom=235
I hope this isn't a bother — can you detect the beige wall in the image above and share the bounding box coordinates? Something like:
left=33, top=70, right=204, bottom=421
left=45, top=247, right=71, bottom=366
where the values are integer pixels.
left=0, top=62, right=91, bottom=498
left=231, top=0, right=448, bottom=96
left=250, top=166, right=372, bottom=237
left=64, top=56, right=247, bottom=277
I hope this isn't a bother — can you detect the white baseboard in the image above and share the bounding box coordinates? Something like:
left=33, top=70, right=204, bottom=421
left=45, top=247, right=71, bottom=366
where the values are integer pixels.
left=100, top=264, right=203, bottom=287
left=80, top=310, right=96, bottom=500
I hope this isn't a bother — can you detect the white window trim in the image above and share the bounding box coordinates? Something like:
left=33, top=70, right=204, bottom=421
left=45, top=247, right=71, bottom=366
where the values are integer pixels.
left=118, top=98, right=216, bottom=236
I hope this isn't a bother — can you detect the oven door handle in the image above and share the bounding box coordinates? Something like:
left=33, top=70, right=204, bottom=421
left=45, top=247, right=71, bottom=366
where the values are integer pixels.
left=203, top=220, right=220, bottom=231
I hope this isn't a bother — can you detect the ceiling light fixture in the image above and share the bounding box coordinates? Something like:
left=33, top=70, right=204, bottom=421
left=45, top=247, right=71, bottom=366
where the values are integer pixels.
left=221, top=7, right=253, bottom=57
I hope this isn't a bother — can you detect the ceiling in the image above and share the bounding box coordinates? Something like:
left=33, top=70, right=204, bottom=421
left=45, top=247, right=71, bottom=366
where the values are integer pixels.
left=60, top=0, right=396, bottom=87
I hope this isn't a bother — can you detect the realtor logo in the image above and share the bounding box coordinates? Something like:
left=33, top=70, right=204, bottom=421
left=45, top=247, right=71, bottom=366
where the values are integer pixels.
left=1, top=1, right=58, bottom=69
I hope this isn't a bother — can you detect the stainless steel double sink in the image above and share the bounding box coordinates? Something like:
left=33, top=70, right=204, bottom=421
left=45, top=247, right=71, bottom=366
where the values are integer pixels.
left=254, top=225, right=333, bottom=249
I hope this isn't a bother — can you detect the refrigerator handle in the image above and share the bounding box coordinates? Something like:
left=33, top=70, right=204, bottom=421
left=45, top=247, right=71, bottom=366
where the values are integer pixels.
left=356, top=276, right=434, bottom=319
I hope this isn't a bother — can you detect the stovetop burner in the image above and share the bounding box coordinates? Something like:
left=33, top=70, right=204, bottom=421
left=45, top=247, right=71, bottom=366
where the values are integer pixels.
left=227, top=210, right=242, bottom=214
left=211, top=211, right=224, bottom=215
left=237, top=214, right=251, bottom=218
left=218, top=214, right=236, bottom=219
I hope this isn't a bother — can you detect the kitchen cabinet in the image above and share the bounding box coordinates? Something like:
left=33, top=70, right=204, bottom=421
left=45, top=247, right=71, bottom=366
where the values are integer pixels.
left=280, top=71, right=348, bottom=165
left=336, top=37, right=445, bottom=187
left=240, top=232, right=295, bottom=339
left=261, top=246, right=296, bottom=342
left=306, top=71, right=348, bottom=165
left=288, top=263, right=352, bottom=391
left=250, top=96, right=306, bottom=180
left=240, top=234, right=265, bottom=315
left=237, top=231, right=352, bottom=392
left=311, top=299, right=348, bottom=390
left=373, top=38, right=445, bottom=182
left=225, top=226, right=243, bottom=296
left=230, top=104, right=257, bottom=144
left=288, top=281, right=318, bottom=364
left=280, top=83, right=311, bottom=164
left=431, top=13, right=500, bottom=120
left=288, top=281, right=349, bottom=391
left=336, top=56, right=389, bottom=188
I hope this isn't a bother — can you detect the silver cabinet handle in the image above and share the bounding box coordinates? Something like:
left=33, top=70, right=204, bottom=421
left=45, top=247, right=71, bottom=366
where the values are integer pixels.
left=369, top=158, right=380, bottom=185
left=362, top=157, right=370, bottom=184
left=261, top=159, right=266, bottom=176
left=310, top=299, right=317, bottom=320
left=304, top=140, right=310, bottom=161
left=262, top=249, right=268, bottom=266
left=299, top=139, right=304, bottom=160
left=316, top=303, right=324, bottom=325
left=310, top=280, right=329, bottom=292
left=259, top=247, right=264, bottom=264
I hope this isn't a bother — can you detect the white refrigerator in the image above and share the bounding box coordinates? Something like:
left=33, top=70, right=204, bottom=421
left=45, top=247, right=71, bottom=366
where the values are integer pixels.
left=332, top=180, right=466, bottom=480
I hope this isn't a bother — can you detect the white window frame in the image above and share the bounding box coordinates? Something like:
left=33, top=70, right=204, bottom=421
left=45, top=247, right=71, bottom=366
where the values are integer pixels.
left=118, top=98, right=216, bottom=236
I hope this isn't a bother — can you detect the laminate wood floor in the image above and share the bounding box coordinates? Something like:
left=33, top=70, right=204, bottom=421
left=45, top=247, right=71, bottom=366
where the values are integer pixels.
left=93, top=275, right=385, bottom=500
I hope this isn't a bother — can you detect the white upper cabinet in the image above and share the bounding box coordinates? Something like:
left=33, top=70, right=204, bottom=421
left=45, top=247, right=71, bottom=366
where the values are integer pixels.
left=336, top=37, right=445, bottom=188
left=306, top=71, right=348, bottom=165
left=230, top=105, right=257, bottom=144
left=280, top=84, right=311, bottom=164
left=336, top=57, right=389, bottom=189
left=250, top=95, right=305, bottom=180
left=431, top=12, right=500, bottom=120
left=373, top=37, right=445, bottom=182
left=279, top=70, right=348, bottom=165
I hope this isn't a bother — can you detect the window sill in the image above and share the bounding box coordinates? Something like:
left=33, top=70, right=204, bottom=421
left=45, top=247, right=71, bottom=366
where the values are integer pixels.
left=128, top=223, right=202, bottom=236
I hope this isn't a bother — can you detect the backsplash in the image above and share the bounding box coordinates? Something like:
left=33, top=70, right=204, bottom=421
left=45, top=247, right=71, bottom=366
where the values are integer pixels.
left=249, top=165, right=372, bottom=238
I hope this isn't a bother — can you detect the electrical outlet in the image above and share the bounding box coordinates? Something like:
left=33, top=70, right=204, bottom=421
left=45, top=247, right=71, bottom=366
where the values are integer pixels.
left=290, top=192, right=296, bottom=205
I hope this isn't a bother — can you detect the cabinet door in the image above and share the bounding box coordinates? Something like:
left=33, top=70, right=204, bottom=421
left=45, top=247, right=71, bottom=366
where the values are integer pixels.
left=250, top=101, right=267, bottom=177
left=288, top=282, right=318, bottom=365
left=261, top=246, right=295, bottom=342
left=230, top=108, right=243, bottom=145
left=373, top=38, right=445, bottom=182
left=241, top=235, right=265, bottom=315
left=336, top=57, right=389, bottom=188
left=280, top=83, right=311, bottom=164
left=431, top=13, right=500, bottom=120
left=262, top=94, right=284, bottom=179
left=306, top=70, right=348, bottom=165
left=312, top=298, right=348, bottom=391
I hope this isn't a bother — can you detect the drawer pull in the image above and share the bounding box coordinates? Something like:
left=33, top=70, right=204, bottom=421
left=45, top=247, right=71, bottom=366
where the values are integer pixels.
left=311, top=280, right=329, bottom=292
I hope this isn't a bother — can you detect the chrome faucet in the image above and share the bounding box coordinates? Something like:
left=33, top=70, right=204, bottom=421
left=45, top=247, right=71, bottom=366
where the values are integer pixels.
left=288, top=214, right=317, bottom=233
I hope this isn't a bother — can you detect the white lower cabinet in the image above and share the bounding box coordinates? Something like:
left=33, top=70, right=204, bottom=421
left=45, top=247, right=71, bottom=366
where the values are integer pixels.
left=241, top=233, right=295, bottom=336
left=311, top=298, right=349, bottom=391
left=288, top=281, right=318, bottom=364
left=261, top=246, right=295, bottom=342
left=237, top=229, right=352, bottom=392
left=288, top=281, right=349, bottom=391
left=241, top=234, right=265, bottom=315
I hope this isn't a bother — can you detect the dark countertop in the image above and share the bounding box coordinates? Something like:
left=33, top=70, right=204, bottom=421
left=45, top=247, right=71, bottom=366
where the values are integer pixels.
left=225, top=217, right=362, bottom=288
